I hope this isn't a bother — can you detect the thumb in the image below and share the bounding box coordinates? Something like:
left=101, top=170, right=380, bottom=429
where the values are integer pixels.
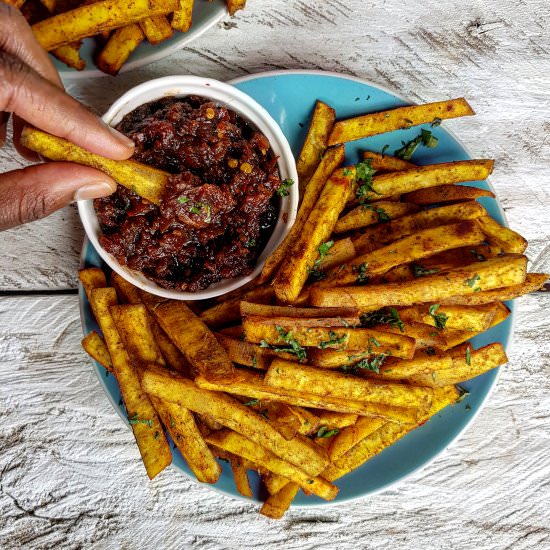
left=0, top=162, right=116, bottom=231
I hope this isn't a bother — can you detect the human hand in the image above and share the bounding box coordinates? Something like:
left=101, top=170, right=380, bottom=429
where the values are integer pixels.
left=0, top=4, right=135, bottom=231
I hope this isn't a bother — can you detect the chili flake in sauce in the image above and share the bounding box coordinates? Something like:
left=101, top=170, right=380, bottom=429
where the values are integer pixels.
left=94, top=96, right=284, bottom=292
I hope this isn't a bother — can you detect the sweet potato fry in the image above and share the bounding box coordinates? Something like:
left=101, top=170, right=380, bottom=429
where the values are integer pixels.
left=242, top=321, right=416, bottom=359
left=152, top=301, right=235, bottom=383
left=409, top=244, right=501, bottom=276
left=110, top=304, right=166, bottom=367
left=81, top=331, right=112, bottom=372
left=274, top=168, right=352, bottom=302
left=334, top=201, right=420, bottom=234
left=109, top=273, right=190, bottom=374
left=200, top=285, right=274, bottom=329
left=372, top=321, right=446, bottom=350
left=477, top=216, right=528, bottom=254
left=260, top=145, right=345, bottom=282
left=353, top=160, right=494, bottom=202
left=407, top=343, right=507, bottom=387
left=229, top=454, right=253, bottom=497
left=31, top=0, right=178, bottom=50
left=264, top=360, right=433, bottom=410
left=313, top=411, right=358, bottom=430
left=352, top=201, right=486, bottom=253
left=438, top=273, right=548, bottom=305
left=140, top=365, right=329, bottom=476
left=240, top=302, right=359, bottom=319
left=323, top=385, right=459, bottom=481
left=152, top=397, right=221, bottom=483
left=262, top=473, right=291, bottom=496
left=361, top=151, right=417, bottom=173
left=367, top=351, right=454, bottom=381
left=194, top=370, right=421, bottom=424
left=90, top=288, right=171, bottom=479
left=171, top=0, right=193, bottom=31
left=328, top=98, right=475, bottom=145
left=260, top=482, right=300, bottom=519
left=322, top=221, right=485, bottom=286
left=242, top=314, right=360, bottom=330
left=215, top=333, right=269, bottom=369
left=311, top=254, right=527, bottom=309
left=96, top=24, right=145, bottom=76
left=206, top=429, right=337, bottom=500
left=226, top=0, right=245, bottom=16
left=20, top=128, right=170, bottom=204
left=139, top=15, right=173, bottom=44
left=402, top=184, right=495, bottom=205
left=329, top=416, right=387, bottom=461
left=315, top=237, right=356, bottom=272
left=296, top=101, right=336, bottom=194
left=51, top=41, right=85, bottom=70
left=399, top=303, right=496, bottom=332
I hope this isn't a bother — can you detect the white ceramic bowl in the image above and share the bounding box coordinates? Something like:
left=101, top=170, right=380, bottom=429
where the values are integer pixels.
left=78, top=75, right=298, bottom=300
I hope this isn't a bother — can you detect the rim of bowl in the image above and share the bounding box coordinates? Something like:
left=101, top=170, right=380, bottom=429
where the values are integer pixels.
left=77, top=75, right=298, bottom=301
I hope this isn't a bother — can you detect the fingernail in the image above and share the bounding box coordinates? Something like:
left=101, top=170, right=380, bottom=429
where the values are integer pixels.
left=106, top=125, right=135, bottom=149
left=74, top=181, right=115, bottom=201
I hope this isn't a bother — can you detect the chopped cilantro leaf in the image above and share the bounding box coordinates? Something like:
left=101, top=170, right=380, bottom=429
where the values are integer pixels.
left=428, top=304, right=449, bottom=330
left=317, top=426, right=340, bottom=438
left=355, top=159, right=379, bottom=203
left=353, top=262, right=369, bottom=283
left=243, top=399, right=259, bottom=406
left=465, top=347, right=471, bottom=365
left=363, top=204, right=391, bottom=222
left=343, top=168, right=353, bottom=176
left=273, top=326, right=307, bottom=361
left=394, top=129, right=438, bottom=160
left=360, top=307, right=404, bottom=332
left=128, top=414, right=153, bottom=428
left=465, top=274, right=481, bottom=288
left=178, top=196, right=190, bottom=204
left=412, top=264, right=441, bottom=278
left=318, top=330, right=347, bottom=349
left=277, top=178, right=294, bottom=197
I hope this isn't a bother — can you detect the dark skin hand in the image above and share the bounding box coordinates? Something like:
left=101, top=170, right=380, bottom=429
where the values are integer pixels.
left=0, top=4, right=135, bottom=231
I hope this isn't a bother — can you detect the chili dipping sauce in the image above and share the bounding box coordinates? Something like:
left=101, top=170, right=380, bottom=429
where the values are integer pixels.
left=94, top=96, right=285, bottom=292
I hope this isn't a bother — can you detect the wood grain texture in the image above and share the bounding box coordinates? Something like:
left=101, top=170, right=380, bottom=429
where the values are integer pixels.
left=0, top=0, right=549, bottom=546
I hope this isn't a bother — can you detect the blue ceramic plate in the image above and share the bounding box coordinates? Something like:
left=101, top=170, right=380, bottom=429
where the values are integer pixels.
left=79, top=70, right=512, bottom=506
left=57, top=0, right=225, bottom=78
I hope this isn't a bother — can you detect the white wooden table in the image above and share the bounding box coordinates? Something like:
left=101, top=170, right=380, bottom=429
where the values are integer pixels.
left=1, top=1, right=550, bottom=548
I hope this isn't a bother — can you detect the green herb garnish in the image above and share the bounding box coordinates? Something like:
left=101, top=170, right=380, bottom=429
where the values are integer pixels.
left=428, top=304, right=449, bottom=330
left=244, top=239, right=256, bottom=248
left=465, top=274, right=481, bottom=288
left=343, top=168, right=353, bottom=176
left=394, top=129, right=439, bottom=160
left=128, top=414, right=153, bottom=428
left=243, top=399, right=259, bottom=406
left=465, top=347, right=471, bottom=365
left=318, top=330, right=347, bottom=349
left=317, top=426, right=340, bottom=438
left=307, top=240, right=334, bottom=281
left=178, top=196, right=190, bottom=204
left=355, top=159, right=379, bottom=203
left=353, top=262, right=369, bottom=283
left=277, top=178, right=294, bottom=197
left=354, top=353, right=386, bottom=374
left=360, top=307, right=404, bottom=332
left=363, top=204, right=391, bottom=222
left=273, top=326, right=307, bottom=361
left=412, top=264, right=440, bottom=278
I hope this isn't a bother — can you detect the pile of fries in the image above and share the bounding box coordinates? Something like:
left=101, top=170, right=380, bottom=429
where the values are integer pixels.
left=8, top=0, right=246, bottom=75
left=77, top=96, right=547, bottom=519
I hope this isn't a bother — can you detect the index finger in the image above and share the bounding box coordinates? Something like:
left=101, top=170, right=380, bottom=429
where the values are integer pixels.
left=1, top=51, right=134, bottom=160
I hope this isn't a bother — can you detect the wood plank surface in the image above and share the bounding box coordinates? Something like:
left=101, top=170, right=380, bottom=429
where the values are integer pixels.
left=0, top=0, right=549, bottom=547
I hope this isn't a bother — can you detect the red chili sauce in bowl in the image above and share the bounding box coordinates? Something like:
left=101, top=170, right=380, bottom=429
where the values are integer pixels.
left=94, top=96, right=286, bottom=292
